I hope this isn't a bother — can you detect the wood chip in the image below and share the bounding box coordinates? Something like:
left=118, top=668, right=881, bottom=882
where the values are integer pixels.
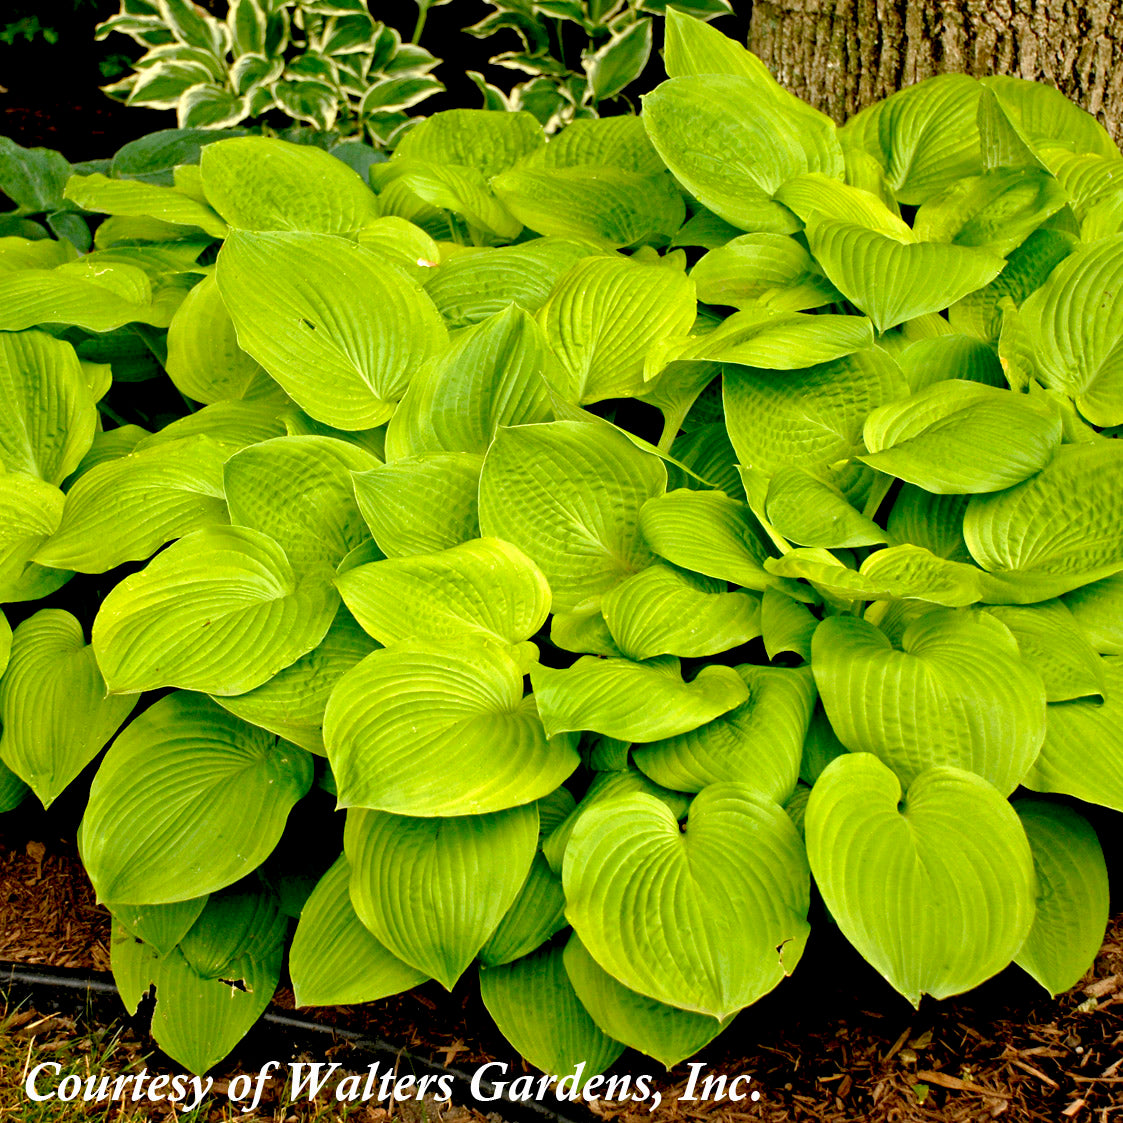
left=914, top=1070, right=1006, bottom=1098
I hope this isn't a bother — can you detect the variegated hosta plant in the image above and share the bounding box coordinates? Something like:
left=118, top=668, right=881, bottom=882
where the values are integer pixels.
left=2, top=7, right=1122, bottom=1080
left=96, top=0, right=443, bottom=145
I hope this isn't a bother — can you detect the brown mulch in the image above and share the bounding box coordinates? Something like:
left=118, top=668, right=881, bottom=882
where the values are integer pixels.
left=2, top=830, right=1121, bottom=1122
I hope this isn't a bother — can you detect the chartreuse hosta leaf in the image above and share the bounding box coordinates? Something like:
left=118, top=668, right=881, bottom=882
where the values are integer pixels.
left=0, top=611, right=135, bottom=808
left=860, top=380, right=1062, bottom=494
left=345, top=803, right=538, bottom=989
left=480, top=944, right=624, bottom=1083
left=136, top=400, right=286, bottom=455
left=813, top=611, right=1046, bottom=794
left=64, top=173, right=228, bottom=239
left=984, top=602, right=1105, bottom=702
left=213, top=613, right=378, bottom=755
left=690, top=233, right=840, bottom=312
left=224, top=436, right=379, bottom=573
left=1063, top=575, right=1123, bottom=655
left=491, top=166, right=685, bottom=249
left=543, top=769, right=687, bottom=875
left=964, top=442, right=1123, bottom=596
left=633, top=665, right=816, bottom=799
left=551, top=610, right=622, bottom=658
left=165, top=274, right=281, bottom=405
left=0, top=330, right=96, bottom=485
left=564, top=786, right=810, bottom=1019
left=1024, top=656, right=1123, bottom=812
left=200, top=137, right=378, bottom=236
left=805, top=219, right=1005, bottom=333
left=806, top=755, right=1035, bottom=1005
left=532, top=656, right=749, bottom=743
left=336, top=538, right=550, bottom=648
left=773, top=172, right=909, bottom=236
left=353, top=453, right=482, bottom=558
left=479, top=422, right=666, bottom=614
left=840, top=74, right=984, bottom=205
left=0, top=471, right=69, bottom=603
left=982, top=75, right=1118, bottom=159
left=80, top=693, right=313, bottom=905
left=762, top=587, right=817, bottom=661
left=479, top=853, right=567, bottom=968
left=289, top=854, right=427, bottom=1007
left=217, top=230, right=447, bottom=430
left=325, top=639, right=578, bottom=816
left=112, top=886, right=286, bottom=1075
left=895, top=334, right=1005, bottom=393
left=0, top=610, right=10, bottom=674
left=112, top=896, right=208, bottom=958
left=1013, top=800, right=1109, bottom=997
left=564, top=935, right=730, bottom=1069
left=764, top=467, right=886, bottom=549
left=638, top=489, right=782, bottom=594
left=92, top=525, right=338, bottom=696
left=423, top=239, right=593, bottom=328
left=394, top=109, right=544, bottom=177
left=34, top=436, right=229, bottom=574
left=1017, top=235, right=1123, bottom=426
left=654, top=307, right=874, bottom=372
left=520, top=117, right=663, bottom=175
left=391, top=160, right=522, bottom=241
left=538, top=255, right=695, bottom=404
left=601, top=563, right=761, bottom=660
left=724, top=348, right=909, bottom=473
left=385, top=305, right=554, bottom=458
left=643, top=74, right=842, bottom=234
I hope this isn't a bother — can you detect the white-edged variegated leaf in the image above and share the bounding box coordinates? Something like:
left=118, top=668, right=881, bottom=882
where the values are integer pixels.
left=811, top=611, right=1046, bottom=795
left=80, top=693, right=313, bottom=904
left=200, top=136, right=379, bottom=235
left=224, top=435, right=379, bottom=572
left=326, top=640, right=578, bottom=816
left=0, top=330, right=96, bottom=485
left=352, top=452, right=481, bottom=558
left=92, top=525, right=338, bottom=696
left=1013, top=799, right=1109, bottom=997
left=478, top=421, right=666, bottom=614
left=563, top=934, right=730, bottom=1069
left=336, top=537, right=550, bottom=648
left=289, top=854, right=427, bottom=1006
left=480, top=944, right=624, bottom=1083
left=1023, top=656, right=1123, bottom=812
left=213, top=612, right=378, bottom=754
left=216, top=230, right=447, bottom=430
left=602, top=563, right=760, bottom=661
left=806, top=754, right=1035, bottom=1004
left=345, top=803, right=538, bottom=989
left=35, top=436, right=229, bottom=574
left=531, top=655, right=748, bottom=742
left=633, top=664, right=816, bottom=799
left=0, top=610, right=135, bottom=808
left=860, top=380, right=1062, bottom=494
left=563, top=785, right=810, bottom=1019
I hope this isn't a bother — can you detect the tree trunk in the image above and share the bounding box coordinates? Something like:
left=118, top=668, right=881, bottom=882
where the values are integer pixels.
left=747, top=0, right=1123, bottom=145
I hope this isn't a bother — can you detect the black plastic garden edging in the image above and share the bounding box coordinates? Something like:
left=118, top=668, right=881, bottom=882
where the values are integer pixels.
left=1, top=960, right=598, bottom=1123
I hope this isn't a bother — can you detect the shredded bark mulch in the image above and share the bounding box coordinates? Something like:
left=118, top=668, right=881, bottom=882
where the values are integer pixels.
left=2, top=828, right=1121, bottom=1122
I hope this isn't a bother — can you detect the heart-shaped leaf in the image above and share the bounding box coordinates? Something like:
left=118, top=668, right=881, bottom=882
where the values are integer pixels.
left=345, top=803, right=537, bottom=988
left=563, top=785, right=810, bottom=1018
left=479, top=853, right=568, bottom=967
left=807, top=755, right=1035, bottom=1004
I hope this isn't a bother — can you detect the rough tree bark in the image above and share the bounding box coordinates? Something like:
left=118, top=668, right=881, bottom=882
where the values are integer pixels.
left=747, top=0, right=1123, bottom=144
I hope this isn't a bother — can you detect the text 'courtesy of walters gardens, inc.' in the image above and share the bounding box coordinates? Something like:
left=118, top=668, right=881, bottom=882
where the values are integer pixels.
left=25, top=1060, right=763, bottom=1114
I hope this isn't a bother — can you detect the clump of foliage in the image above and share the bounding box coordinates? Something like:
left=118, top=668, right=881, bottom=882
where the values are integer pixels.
left=95, top=0, right=444, bottom=145
left=1, top=9, right=1122, bottom=1079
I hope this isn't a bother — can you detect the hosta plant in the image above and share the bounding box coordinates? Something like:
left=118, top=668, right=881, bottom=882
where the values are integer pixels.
left=96, top=0, right=443, bottom=145
left=2, top=8, right=1122, bottom=1078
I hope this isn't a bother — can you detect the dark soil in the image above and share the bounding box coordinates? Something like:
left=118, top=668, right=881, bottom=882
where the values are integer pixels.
left=2, top=822, right=1121, bottom=1123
